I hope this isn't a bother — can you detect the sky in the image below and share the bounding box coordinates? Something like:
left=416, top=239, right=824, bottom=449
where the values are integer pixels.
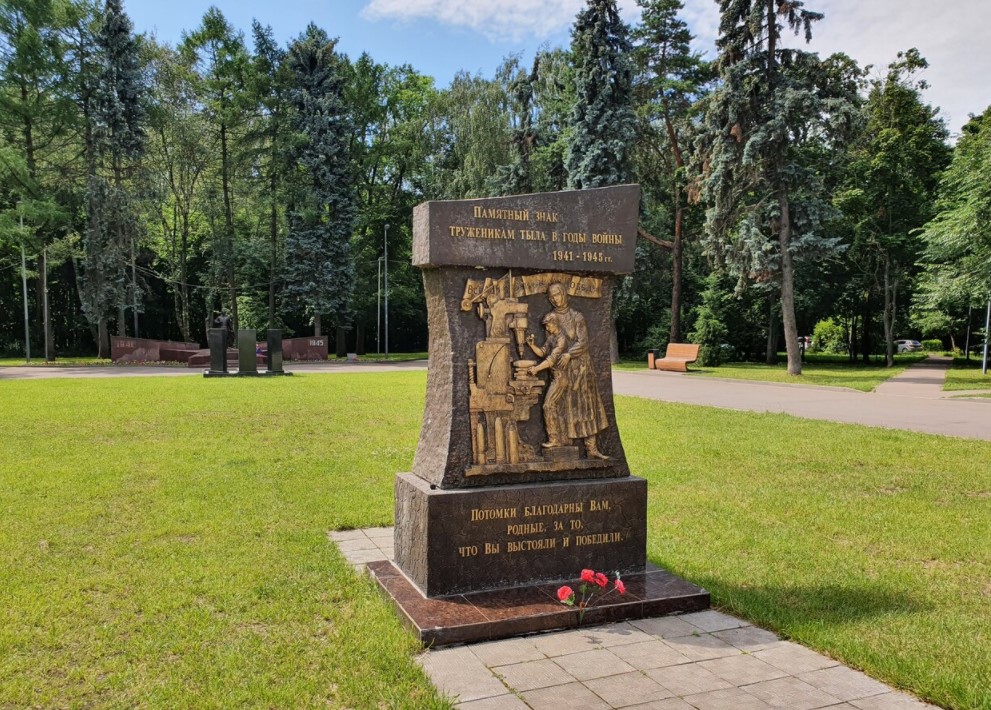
left=128, top=0, right=991, bottom=137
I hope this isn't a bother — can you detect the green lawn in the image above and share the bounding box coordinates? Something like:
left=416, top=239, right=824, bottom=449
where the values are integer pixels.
left=1, top=373, right=989, bottom=708
left=944, top=357, right=991, bottom=391
left=0, top=356, right=111, bottom=366
left=616, top=353, right=927, bottom=392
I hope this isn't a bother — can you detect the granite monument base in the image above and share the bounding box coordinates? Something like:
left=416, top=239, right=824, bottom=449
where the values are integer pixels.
left=368, top=560, right=709, bottom=647
left=395, top=474, right=651, bottom=598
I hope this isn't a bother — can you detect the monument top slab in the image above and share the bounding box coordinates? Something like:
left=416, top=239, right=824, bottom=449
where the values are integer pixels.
left=413, top=184, right=639, bottom=274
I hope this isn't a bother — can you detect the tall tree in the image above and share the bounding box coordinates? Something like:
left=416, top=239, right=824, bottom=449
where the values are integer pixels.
left=633, top=0, right=712, bottom=343
left=181, top=8, right=249, bottom=330
left=698, top=0, right=858, bottom=375
left=918, top=107, right=991, bottom=326
left=839, top=50, right=949, bottom=366
left=146, top=40, right=212, bottom=342
left=80, top=0, right=148, bottom=354
left=566, top=0, right=636, bottom=189
left=248, top=21, right=290, bottom=329
left=283, top=24, right=355, bottom=337
left=0, top=0, right=76, bottom=360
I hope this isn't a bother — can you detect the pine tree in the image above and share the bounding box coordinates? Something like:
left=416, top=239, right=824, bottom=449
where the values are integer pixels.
left=566, top=0, right=636, bottom=189
left=284, top=24, right=355, bottom=337
left=698, top=0, right=859, bottom=375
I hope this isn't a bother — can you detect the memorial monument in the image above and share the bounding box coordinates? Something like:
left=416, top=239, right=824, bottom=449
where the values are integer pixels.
left=369, top=185, right=708, bottom=645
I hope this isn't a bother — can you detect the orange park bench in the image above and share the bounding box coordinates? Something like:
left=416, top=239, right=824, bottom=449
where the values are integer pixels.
left=653, top=343, right=700, bottom=372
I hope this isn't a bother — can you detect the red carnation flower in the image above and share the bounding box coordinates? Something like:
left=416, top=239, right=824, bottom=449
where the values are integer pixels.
left=594, top=572, right=608, bottom=588
left=615, top=579, right=626, bottom=595
left=557, top=585, right=575, bottom=602
left=580, top=569, right=596, bottom=584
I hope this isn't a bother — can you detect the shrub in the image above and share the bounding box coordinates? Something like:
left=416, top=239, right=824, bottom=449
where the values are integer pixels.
left=812, top=318, right=847, bottom=354
left=689, top=274, right=729, bottom=367
left=922, top=339, right=942, bottom=352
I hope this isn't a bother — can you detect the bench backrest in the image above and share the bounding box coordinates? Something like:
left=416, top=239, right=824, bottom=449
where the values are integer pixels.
left=664, top=343, right=700, bottom=359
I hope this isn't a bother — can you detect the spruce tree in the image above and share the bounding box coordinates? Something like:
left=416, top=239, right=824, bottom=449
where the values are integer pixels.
left=284, top=24, right=355, bottom=337
left=566, top=0, right=636, bottom=189
left=78, top=0, right=147, bottom=354
left=698, top=1, right=859, bottom=375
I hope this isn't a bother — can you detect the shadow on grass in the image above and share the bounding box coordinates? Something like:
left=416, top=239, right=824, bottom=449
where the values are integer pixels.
left=689, top=577, right=925, bottom=627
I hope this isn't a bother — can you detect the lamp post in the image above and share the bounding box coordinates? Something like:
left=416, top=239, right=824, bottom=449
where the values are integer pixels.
left=377, top=256, right=383, bottom=357
left=383, top=223, right=390, bottom=360
left=19, top=204, right=30, bottom=362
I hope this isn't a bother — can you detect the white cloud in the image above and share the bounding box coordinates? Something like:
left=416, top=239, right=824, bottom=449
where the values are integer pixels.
left=806, top=0, right=991, bottom=136
left=361, top=0, right=989, bottom=135
left=361, top=0, right=642, bottom=43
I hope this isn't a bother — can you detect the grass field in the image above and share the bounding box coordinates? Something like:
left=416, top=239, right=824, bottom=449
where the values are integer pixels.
left=944, top=357, right=991, bottom=391
left=1, top=373, right=990, bottom=708
left=0, top=356, right=111, bottom=366
left=616, top=353, right=927, bottom=392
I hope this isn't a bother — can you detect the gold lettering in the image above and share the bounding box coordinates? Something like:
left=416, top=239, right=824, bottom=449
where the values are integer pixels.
left=472, top=206, right=530, bottom=221
left=591, top=233, right=623, bottom=245
left=574, top=532, right=622, bottom=546
left=506, top=522, right=546, bottom=536
left=471, top=507, right=518, bottom=521
left=507, top=537, right=557, bottom=552
left=524, top=503, right=584, bottom=517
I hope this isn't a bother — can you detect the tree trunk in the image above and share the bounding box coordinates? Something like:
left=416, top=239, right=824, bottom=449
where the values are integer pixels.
left=355, top=322, right=365, bottom=356
left=336, top=326, right=346, bottom=358
left=849, top=313, right=858, bottom=362
left=314, top=313, right=321, bottom=337
left=765, top=298, right=778, bottom=364
left=97, top=318, right=109, bottom=359
left=778, top=190, right=801, bottom=375
left=220, top=117, right=238, bottom=331
left=118, top=307, right=126, bottom=336
left=669, top=190, right=683, bottom=344
left=269, top=198, right=277, bottom=328
left=882, top=258, right=895, bottom=367
left=861, top=298, right=871, bottom=363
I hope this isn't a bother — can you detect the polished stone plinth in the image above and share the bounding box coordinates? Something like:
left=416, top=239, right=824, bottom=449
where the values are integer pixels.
left=368, top=559, right=709, bottom=647
left=395, top=474, right=648, bottom=597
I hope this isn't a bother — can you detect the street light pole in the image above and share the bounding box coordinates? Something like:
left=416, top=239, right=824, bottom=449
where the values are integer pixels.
left=377, top=256, right=383, bottom=356
left=19, top=207, right=30, bottom=362
left=384, top=223, right=390, bottom=360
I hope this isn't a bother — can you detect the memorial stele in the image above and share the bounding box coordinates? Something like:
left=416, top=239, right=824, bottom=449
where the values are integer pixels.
left=382, top=183, right=662, bottom=602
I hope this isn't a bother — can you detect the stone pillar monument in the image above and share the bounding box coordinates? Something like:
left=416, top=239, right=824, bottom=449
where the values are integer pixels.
left=370, top=185, right=707, bottom=645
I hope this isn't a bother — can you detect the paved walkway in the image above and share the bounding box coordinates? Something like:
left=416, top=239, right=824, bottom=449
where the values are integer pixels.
left=613, top=356, right=991, bottom=442
left=4, top=356, right=989, bottom=441
left=333, top=528, right=936, bottom=710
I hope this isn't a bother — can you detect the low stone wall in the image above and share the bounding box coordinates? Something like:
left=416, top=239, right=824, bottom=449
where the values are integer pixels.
left=111, top=337, right=199, bottom=363
left=282, top=336, right=328, bottom=361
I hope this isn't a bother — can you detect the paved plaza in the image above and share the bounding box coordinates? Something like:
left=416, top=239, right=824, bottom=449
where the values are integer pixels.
left=333, top=528, right=937, bottom=710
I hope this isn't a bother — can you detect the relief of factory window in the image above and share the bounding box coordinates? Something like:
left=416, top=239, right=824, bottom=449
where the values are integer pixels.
left=462, top=271, right=610, bottom=477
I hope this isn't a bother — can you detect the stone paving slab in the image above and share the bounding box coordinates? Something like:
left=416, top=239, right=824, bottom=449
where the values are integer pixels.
left=333, top=527, right=941, bottom=709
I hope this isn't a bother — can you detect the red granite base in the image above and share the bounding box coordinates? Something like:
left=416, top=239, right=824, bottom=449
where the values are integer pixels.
left=368, top=560, right=709, bottom=647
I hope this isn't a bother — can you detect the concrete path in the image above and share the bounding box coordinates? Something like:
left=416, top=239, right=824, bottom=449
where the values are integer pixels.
left=5, top=356, right=989, bottom=441
left=613, top=356, right=991, bottom=442
left=333, top=528, right=936, bottom=710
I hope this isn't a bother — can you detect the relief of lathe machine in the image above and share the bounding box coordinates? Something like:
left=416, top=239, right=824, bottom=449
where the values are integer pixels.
left=463, top=273, right=544, bottom=475
left=462, top=271, right=610, bottom=478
